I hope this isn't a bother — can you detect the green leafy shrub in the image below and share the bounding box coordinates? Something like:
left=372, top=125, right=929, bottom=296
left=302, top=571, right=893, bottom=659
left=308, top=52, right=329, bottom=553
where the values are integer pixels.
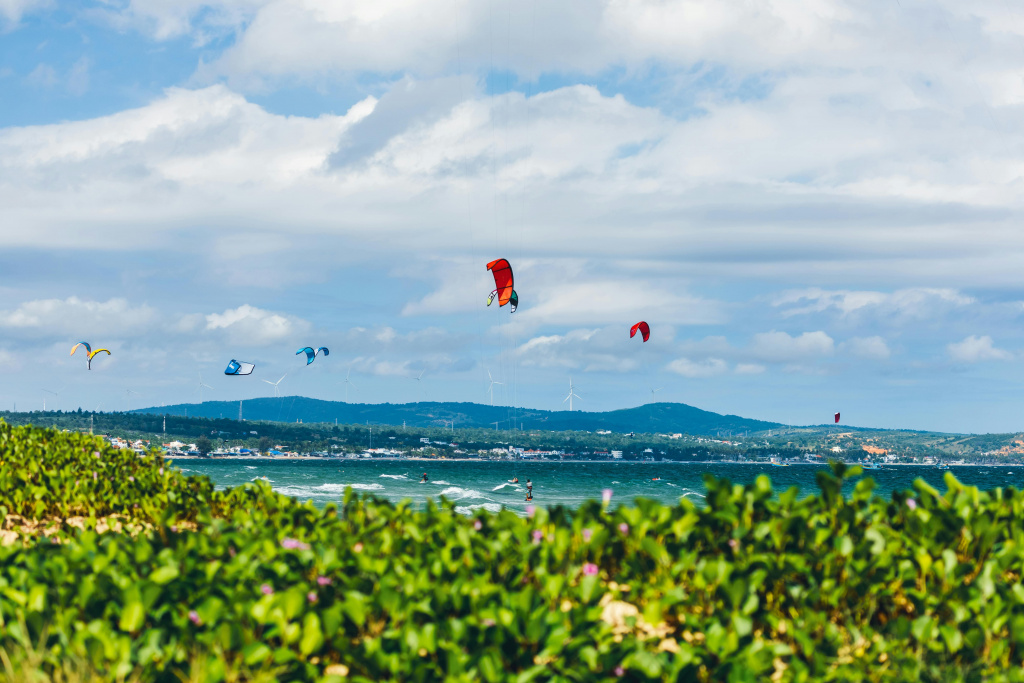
left=3, top=424, right=1024, bottom=681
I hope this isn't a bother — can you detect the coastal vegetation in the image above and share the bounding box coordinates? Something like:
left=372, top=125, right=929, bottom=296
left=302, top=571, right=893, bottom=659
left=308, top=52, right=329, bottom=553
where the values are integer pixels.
left=3, top=421, right=1024, bottom=680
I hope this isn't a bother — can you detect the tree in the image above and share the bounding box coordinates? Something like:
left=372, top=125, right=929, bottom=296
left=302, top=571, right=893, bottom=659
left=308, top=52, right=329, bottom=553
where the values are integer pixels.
left=196, top=436, right=213, bottom=457
left=258, top=436, right=272, bottom=454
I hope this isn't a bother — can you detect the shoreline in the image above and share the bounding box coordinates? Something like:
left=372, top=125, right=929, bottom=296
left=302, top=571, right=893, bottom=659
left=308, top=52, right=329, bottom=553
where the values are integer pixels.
left=166, top=456, right=1023, bottom=467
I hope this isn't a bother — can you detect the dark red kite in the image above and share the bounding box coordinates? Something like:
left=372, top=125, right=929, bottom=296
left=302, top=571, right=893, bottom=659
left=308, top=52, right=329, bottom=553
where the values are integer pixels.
left=486, top=259, right=514, bottom=307
left=834, top=412, right=840, bottom=424
left=630, top=321, right=650, bottom=342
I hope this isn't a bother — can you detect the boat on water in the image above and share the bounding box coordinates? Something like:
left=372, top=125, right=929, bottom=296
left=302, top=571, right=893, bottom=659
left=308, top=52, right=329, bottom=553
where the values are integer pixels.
left=937, top=463, right=950, bottom=471
left=769, top=458, right=789, bottom=467
left=862, top=462, right=882, bottom=470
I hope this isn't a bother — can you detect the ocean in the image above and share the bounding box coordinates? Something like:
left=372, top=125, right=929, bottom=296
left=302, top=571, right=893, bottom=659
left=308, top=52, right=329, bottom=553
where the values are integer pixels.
left=176, top=459, right=1023, bottom=514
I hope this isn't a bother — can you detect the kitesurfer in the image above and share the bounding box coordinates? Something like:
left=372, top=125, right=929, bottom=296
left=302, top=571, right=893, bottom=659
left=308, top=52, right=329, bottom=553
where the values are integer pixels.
left=421, top=473, right=428, bottom=483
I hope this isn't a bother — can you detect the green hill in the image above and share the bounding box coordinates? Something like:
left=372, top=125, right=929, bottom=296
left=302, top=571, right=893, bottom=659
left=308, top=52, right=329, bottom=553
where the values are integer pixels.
left=134, top=398, right=781, bottom=436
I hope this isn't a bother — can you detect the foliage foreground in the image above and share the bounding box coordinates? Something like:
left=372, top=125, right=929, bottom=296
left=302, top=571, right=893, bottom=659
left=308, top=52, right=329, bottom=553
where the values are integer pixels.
left=1, top=423, right=1024, bottom=681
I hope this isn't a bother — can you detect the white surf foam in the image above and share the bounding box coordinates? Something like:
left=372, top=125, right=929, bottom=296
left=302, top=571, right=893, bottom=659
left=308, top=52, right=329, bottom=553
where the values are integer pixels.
left=437, top=486, right=488, bottom=500
left=379, top=474, right=408, bottom=480
left=429, top=480, right=452, bottom=485
left=316, top=483, right=384, bottom=492
left=492, top=482, right=519, bottom=491
left=455, top=503, right=503, bottom=515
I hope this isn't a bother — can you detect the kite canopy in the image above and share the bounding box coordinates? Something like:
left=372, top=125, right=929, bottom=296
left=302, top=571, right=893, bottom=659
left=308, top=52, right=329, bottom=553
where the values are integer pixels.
left=70, top=341, right=92, bottom=357
left=297, top=347, right=329, bottom=365
left=630, top=321, right=651, bottom=343
left=834, top=412, right=840, bottom=424
left=225, top=360, right=255, bottom=376
left=510, top=290, right=518, bottom=313
left=486, top=259, right=514, bottom=307
left=86, top=348, right=110, bottom=370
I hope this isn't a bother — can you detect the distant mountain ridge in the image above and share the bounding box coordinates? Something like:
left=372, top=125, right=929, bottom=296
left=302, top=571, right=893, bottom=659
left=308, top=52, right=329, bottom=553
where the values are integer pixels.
left=134, top=397, right=782, bottom=435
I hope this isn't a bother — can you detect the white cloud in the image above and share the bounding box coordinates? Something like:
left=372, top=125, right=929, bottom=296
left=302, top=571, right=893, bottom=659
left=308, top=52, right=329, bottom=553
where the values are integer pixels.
left=749, top=330, right=834, bottom=363
left=0, top=297, right=158, bottom=337
left=947, top=335, right=1012, bottom=363
left=517, top=328, right=639, bottom=372
left=774, top=288, right=974, bottom=320
left=735, top=363, right=766, bottom=375
left=842, top=336, right=891, bottom=360
left=0, top=0, right=48, bottom=23
left=667, top=357, right=729, bottom=378
left=201, top=304, right=309, bottom=345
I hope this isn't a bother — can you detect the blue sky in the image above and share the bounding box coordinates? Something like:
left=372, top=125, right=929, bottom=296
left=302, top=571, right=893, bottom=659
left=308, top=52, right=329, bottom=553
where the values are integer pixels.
left=3, top=0, right=1024, bottom=433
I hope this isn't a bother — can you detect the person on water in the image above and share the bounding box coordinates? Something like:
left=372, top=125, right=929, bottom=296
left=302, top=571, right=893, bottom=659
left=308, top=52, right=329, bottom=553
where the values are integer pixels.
left=420, top=473, right=428, bottom=483
left=526, top=479, right=533, bottom=496
left=525, top=489, right=533, bottom=502
left=512, top=476, right=519, bottom=483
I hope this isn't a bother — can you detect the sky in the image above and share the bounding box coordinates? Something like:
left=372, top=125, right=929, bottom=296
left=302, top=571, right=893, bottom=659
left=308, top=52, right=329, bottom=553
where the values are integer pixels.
left=3, top=0, right=1024, bottom=433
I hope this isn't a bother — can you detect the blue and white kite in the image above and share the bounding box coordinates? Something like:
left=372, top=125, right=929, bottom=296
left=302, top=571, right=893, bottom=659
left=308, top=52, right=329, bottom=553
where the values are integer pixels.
left=225, top=360, right=256, bottom=376
left=296, top=347, right=329, bottom=365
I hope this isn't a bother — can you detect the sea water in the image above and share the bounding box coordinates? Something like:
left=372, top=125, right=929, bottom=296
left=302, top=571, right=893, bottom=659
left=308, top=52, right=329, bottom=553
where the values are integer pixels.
left=178, top=459, right=1020, bottom=514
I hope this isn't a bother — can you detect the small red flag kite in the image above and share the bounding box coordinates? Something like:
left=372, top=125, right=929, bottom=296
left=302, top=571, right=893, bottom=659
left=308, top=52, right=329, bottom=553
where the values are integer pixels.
left=834, top=412, right=840, bottom=424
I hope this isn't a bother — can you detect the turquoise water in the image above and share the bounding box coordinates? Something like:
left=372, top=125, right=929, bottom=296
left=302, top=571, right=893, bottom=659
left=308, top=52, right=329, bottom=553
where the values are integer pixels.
left=177, top=459, right=1024, bottom=514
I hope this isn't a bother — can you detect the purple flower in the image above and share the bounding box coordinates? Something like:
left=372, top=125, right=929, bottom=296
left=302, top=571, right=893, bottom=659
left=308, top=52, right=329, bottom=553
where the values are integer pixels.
left=281, top=538, right=310, bottom=551
left=602, top=489, right=613, bottom=505
left=92, top=472, right=97, bottom=481
left=93, top=451, right=100, bottom=458
left=158, top=468, right=164, bottom=475
left=169, top=525, right=178, bottom=533
left=482, top=618, right=496, bottom=627
left=583, top=563, right=599, bottom=576
left=260, top=584, right=274, bottom=596
left=317, top=576, right=332, bottom=586
left=128, top=476, right=135, bottom=482
left=474, top=520, right=483, bottom=531
left=907, top=498, right=917, bottom=510
left=526, top=505, right=535, bottom=518
left=188, top=610, right=201, bottom=626
left=582, top=528, right=593, bottom=542
left=307, top=592, right=318, bottom=603
left=532, top=529, right=543, bottom=544
left=614, top=665, right=625, bottom=676
left=728, top=538, right=739, bottom=551
left=618, top=522, right=629, bottom=535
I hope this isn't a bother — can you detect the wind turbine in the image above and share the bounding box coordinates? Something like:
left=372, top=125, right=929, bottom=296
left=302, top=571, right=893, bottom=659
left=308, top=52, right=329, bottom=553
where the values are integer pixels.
left=196, top=372, right=213, bottom=404
left=563, top=377, right=582, bottom=412
left=341, top=365, right=358, bottom=402
left=649, top=387, right=663, bottom=403
left=410, top=369, right=425, bottom=401
left=126, top=388, right=140, bottom=412
left=486, top=369, right=503, bottom=406
left=42, top=385, right=65, bottom=411
left=263, top=374, right=287, bottom=397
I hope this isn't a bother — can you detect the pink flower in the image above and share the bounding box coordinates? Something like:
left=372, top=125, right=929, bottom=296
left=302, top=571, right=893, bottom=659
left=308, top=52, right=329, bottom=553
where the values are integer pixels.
left=307, top=592, right=318, bottom=603
left=526, top=505, right=535, bottom=518
left=93, top=451, right=100, bottom=458
left=353, top=542, right=364, bottom=553
left=188, top=610, right=201, bottom=626
left=728, top=538, right=739, bottom=551
left=582, top=528, right=593, bottom=542
left=907, top=498, right=917, bottom=510
left=583, top=563, right=599, bottom=576
left=614, top=666, right=625, bottom=676
left=92, top=472, right=97, bottom=481
left=228, top=547, right=236, bottom=558
left=618, top=522, right=629, bottom=534
left=128, top=476, right=134, bottom=482
left=482, top=618, right=496, bottom=627
left=158, top=468, right=164, bottom=475
left=281, top=538, right=310, bottom=550
left=474, top=520, right=483, bottom=531
left=260, top=584, right=273, bottom=596
left=317, top=576, right=332, bottom=586
left=532, top=529, right=543, bottom=544
left=602, top=489, right=613, bottom=505
left=169, top=525, right=178, bottom=532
